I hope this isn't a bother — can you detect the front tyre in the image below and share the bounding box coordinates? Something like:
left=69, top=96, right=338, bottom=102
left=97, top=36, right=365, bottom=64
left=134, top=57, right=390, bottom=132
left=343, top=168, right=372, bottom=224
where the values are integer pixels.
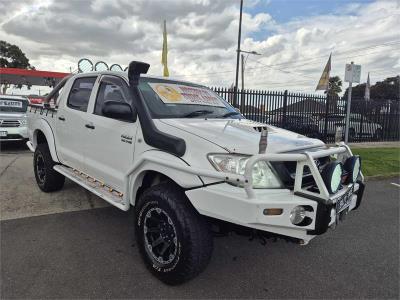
left=33, top=143, right=65, bottom=192
left=135, top=183, right=213, bottom=285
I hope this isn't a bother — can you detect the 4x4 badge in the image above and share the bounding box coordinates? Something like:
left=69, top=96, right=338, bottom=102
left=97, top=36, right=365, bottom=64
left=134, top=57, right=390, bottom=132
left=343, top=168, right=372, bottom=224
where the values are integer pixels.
left=121, top=134, right=133, bottom=144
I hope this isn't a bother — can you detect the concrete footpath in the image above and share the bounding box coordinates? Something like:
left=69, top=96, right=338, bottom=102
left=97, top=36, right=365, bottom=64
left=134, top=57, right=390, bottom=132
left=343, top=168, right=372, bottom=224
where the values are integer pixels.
left=346, top=141, right=399, bottom=148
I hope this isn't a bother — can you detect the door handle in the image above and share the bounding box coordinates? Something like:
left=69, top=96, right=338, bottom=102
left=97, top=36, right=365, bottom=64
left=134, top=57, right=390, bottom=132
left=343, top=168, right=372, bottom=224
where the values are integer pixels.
left=58, top=116, right=66, bottom=121
left=85, top=124, right=95, bottom=129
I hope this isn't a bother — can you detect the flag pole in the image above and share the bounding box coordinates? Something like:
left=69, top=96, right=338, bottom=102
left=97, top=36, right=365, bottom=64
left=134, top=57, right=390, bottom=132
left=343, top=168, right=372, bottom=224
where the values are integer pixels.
left=234, top=0, right=243, bottom=108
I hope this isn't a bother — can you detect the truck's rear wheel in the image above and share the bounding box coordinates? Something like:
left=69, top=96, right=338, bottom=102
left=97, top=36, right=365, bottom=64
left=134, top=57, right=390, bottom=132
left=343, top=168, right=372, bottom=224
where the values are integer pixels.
left=135, top=183, right=213, bottom=285
left=33, top=143, right=65, bottom=192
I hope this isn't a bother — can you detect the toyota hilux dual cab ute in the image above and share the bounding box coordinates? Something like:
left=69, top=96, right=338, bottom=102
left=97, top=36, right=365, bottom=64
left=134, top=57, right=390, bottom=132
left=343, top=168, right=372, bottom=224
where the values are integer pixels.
left=27, top=61, right=365, bottom=285
left=0, top=95, right=29, bottom=142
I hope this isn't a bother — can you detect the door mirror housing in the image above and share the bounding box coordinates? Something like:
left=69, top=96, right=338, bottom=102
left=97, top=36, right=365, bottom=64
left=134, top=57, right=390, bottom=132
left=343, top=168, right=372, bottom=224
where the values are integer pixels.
left=102, top=100, right=137, bottom=122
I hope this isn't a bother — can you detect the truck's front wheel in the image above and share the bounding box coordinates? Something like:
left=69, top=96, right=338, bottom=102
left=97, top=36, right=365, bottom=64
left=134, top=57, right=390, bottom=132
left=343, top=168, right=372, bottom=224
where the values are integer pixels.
left=135, top=183, right=213, bottom=285
left=33, top=143, right=65, bottom=192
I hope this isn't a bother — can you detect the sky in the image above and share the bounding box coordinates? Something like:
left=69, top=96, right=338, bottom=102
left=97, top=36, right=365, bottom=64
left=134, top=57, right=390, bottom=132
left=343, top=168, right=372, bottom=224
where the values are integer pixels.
left=0, top=0, right=399, bottom=95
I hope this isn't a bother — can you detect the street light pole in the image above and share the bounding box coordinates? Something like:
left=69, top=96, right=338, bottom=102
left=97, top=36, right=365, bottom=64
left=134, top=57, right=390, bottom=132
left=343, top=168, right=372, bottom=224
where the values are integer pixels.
left=240, top=50, right=261, bottom=112
left=240, top=50, right=261, bottom=91
left=234, top=0, right=243, bottom=108
left=241, top=54, right=245, bottom=91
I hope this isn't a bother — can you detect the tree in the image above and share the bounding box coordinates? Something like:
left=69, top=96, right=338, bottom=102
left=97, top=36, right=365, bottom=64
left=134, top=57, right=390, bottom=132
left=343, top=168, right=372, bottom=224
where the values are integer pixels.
left=325, top=76, right=342, bottom=97
left=0, top=41, right=34, bottom=93
left=344, top=76, right=400, bottom=101
left=325, top=76, right=342, bottom=112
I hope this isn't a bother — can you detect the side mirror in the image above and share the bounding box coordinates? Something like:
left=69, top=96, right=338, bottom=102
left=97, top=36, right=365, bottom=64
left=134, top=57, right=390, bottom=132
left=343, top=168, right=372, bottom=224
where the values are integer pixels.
left=102, top=100, right=137, bottom=122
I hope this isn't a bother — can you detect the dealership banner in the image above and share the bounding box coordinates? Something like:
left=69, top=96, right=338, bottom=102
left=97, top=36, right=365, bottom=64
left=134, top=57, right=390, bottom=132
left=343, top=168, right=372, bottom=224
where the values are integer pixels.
left=149, top=83, right=225, bottom=107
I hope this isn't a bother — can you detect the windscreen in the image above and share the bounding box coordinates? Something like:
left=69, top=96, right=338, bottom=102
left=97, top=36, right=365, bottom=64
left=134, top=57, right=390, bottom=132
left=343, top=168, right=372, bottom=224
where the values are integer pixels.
left=0, top=98, right=28, bottom=113
left=138, top=78, right=240, bottom=119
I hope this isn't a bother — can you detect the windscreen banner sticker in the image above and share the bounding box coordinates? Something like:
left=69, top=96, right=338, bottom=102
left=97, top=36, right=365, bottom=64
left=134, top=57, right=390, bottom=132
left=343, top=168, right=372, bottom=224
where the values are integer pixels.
left=148, top=83, right=225, bottom=107
left=0, top=100, right=23, bottom=108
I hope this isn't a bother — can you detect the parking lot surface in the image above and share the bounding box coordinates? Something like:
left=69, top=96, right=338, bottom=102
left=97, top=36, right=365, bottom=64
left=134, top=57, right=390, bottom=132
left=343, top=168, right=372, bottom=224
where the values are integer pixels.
left=1, top=145, right=399, bottom=299
left=0, top=143, right=108, bottom=221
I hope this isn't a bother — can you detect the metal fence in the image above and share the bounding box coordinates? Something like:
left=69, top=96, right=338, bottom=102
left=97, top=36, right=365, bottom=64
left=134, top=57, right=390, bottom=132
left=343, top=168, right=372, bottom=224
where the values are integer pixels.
left=212, top=87, right=400, bottom=143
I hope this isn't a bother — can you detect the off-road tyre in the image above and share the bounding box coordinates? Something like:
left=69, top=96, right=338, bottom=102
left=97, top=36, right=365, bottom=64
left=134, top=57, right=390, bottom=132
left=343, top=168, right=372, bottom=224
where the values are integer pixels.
left=33, top=143, right=65, bottom=192
left=135, top=183, right=213, bottom=285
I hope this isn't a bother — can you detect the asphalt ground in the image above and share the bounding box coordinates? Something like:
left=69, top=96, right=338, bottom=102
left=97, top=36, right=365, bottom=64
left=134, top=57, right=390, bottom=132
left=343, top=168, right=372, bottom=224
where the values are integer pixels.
left=1, top=143, right=399, bottom=298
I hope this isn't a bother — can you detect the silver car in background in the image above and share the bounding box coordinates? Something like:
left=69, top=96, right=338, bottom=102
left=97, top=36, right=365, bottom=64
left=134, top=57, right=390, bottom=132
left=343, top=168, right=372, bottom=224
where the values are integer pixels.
left=0, top=95, right=30, bottom=142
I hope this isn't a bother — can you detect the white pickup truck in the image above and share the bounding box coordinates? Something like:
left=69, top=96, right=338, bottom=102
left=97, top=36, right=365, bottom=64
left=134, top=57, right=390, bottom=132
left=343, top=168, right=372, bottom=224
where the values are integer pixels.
left=27, top=61, right=365, bottom=285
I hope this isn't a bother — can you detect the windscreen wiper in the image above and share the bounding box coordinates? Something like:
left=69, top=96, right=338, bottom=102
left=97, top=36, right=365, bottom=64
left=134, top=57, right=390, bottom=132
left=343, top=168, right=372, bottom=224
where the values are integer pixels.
left=221, top=111, right=241, bottom=118
left=183, top=110, right=213, bottom=118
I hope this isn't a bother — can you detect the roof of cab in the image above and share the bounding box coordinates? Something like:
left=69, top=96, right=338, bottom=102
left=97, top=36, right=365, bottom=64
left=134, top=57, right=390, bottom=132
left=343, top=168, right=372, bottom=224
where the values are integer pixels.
left=72, top=70, right=199, bottom=86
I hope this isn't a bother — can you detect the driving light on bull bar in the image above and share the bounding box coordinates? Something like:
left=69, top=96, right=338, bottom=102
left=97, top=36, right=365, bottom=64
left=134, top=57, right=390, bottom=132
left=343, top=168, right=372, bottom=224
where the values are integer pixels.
left=343, top=156, right=361, bottom=184
left=207, top=154, right=282, bottom=188
left=290, top=206, right=306, bottom=225
left=321, top=162, right=343, bottom=194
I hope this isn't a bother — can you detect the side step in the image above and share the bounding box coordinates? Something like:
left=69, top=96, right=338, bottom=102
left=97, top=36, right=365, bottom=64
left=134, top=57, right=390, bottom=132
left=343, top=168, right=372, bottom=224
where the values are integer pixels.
left=53, top=165, right=129, bottom=210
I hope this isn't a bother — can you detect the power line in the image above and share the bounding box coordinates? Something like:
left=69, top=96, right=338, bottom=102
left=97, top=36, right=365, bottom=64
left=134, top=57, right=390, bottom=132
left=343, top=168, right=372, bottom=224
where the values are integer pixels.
left=246, top=41, right=400, bottom=73
left=172, top=40, right=400, bottom=79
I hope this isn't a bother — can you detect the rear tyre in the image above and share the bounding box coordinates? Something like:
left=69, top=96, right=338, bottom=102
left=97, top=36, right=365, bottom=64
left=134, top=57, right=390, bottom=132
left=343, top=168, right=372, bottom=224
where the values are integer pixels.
left=33, top=143, right=65, bottom=192
left=135, top=183, right=213, bottom=285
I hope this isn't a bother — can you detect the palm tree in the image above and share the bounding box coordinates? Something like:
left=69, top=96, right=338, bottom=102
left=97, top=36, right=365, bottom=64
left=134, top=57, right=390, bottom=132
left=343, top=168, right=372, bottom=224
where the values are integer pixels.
left=325, top=76, right=342, bottom=111
left=325, top=76, right=342, bottom=97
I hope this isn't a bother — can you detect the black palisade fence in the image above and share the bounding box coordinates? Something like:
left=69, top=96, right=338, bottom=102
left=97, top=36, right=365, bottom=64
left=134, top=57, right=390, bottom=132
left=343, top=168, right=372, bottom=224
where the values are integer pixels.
left=211, top=87, right=400, bottom=143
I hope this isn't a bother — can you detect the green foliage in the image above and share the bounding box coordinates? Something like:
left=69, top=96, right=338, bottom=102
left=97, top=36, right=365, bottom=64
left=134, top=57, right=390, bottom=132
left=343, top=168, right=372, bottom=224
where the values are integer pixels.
left=0, top=41, right=35, bottom=93
left=344, top=76, right=400, bottom=101
left=0, top=40, right=34, bottom=69
left=351, top=147, right=400, bottom=177
left=325, top=76, right=342, bottom=97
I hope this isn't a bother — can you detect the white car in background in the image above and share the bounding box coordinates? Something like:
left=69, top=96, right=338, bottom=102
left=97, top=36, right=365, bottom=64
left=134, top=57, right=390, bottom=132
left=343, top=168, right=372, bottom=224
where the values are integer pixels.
left=0, top=95, right=29, bottom=142
left=319, top=114, right=383, bottom=140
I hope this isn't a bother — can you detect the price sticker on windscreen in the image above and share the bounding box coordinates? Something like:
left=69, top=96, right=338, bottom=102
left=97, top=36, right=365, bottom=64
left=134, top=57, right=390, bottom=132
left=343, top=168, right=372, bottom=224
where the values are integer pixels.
left=0, top=100, right=22, bottom=108
left=148, top=83, right=225, bottom=107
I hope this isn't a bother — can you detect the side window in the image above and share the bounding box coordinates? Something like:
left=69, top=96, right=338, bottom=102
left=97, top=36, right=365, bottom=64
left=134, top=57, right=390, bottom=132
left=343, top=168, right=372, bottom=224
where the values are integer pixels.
left=94, top=76, right=132, bottom=117
left=67, top=77, right=96, bottom=112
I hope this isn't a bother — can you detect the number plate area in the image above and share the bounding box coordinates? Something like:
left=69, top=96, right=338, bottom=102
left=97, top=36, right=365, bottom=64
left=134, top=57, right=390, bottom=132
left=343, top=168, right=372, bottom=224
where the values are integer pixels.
left=335, top=186, right=354, bottom=213
left=0, top=131, right=7, bottom=137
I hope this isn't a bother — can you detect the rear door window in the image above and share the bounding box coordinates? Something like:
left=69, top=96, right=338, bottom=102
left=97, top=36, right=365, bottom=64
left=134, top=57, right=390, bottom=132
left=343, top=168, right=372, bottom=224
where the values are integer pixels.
left=67, top=77, right=96, bottom=112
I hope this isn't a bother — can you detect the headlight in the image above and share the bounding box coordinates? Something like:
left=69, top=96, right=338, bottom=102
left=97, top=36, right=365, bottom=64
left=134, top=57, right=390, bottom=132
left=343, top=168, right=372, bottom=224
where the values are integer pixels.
left=321, top=162, right=343, bottom=194
left=208, top=154, right=282, bottom=188
left=343, top=156, right=361, bottom=184
left=20, top=118, right=27, bottom=125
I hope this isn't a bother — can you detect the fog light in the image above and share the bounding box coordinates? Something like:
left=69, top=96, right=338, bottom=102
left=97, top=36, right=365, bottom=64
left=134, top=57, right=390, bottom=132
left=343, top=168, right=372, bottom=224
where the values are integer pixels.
left=322, top=162, right=343, bottom=194
left=290, top=206, right=306, bottom=225
left=343, top=156, right=361, bottom=184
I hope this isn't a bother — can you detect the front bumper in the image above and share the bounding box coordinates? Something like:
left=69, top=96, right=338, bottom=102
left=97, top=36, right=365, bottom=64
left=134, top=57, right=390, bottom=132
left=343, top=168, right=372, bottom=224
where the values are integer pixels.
left=184, top=143, right=365, bottom=244
left=0, top=126, right=28, bottom=141
left=186, top=181, right=364, bottom=244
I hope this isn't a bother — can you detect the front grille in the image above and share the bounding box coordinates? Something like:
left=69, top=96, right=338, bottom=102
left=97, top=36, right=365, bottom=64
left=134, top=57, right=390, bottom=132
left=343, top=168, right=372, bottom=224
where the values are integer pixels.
left=271, top=155, right=331, bottom=189
left=0, top=120, right=21, bottom=127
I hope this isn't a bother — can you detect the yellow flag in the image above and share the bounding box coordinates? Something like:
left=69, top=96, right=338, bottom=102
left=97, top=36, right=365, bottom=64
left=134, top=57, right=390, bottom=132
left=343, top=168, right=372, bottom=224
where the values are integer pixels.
left=316, top=54, right=331, bottom=91
left=161, top=20, right=169, bottom=77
